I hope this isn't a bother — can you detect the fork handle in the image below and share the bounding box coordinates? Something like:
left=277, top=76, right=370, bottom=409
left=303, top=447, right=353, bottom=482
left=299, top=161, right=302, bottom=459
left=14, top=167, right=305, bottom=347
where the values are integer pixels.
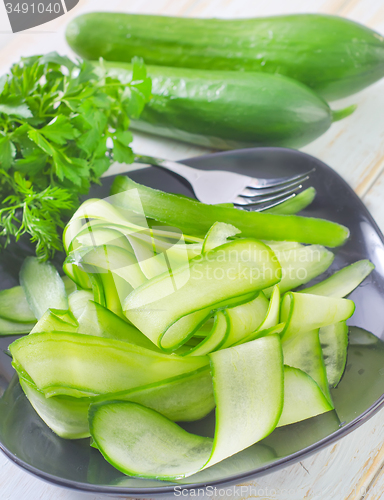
left=134, top=154, right=201, bottom=184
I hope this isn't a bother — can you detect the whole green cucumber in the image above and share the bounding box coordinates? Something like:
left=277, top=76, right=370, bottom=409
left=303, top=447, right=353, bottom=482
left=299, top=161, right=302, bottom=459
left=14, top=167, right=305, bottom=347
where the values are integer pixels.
left=66, top=13, right=384, bottom=100
left=104, top=62, right=352, bottom=149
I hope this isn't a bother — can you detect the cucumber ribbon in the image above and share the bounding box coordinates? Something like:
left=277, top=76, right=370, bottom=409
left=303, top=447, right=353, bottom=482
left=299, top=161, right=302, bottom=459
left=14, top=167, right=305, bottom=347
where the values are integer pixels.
left=89, top=335, right=284, bottom=480
left=110, top=176, right=349, bottom=247
left=6, top=178, right=377, bottom=480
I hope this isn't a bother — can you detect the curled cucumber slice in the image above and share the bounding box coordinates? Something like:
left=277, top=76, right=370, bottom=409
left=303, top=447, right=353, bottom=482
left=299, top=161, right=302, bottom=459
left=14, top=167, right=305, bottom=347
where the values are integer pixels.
left=89, top=335, right=284, bottom=480
left=280, top=292, right=355, bottom=342
left=18, top=365, right=215, bottom=439
left=124, top=239, right=281, bottom=351
left=282, top=329, right=332, bottom=404
left=278, top=366, right=334, bottom=427
left=202, top=222, right=241, bottom=253
left=264, top=243, right=334, bottom=297
left=237, top=285, right=281, bottom=346
left=264, top=187, right=316, bottom=215
left=10, top=332, right=208, bottom=398
left=65, top=245, right=147, bottom=289
left=68, top=290, right=94, bottom=320
left=0, top=317, right=36, bottom=336
left=20, top=378, right=91, bottom=439
left=179, top=311, right=229, bottom=357
left=77, top=301, right=160, bottom=351
left=220, top=292, right=269, bottom=348
left=20, top=257, right=68, bottom=320
left=95, top=366, right=215, bottom=423
left=0, top=286, right=36, bottom=323
left=31, top=309, right=78, bottom=335
left=319, top=321, right=349, bottom=387
left=300, top=260, right=374, bottom=298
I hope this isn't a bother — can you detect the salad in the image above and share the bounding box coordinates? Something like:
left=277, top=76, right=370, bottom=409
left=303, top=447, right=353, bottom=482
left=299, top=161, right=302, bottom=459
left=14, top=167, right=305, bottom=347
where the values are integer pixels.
left=1, top=176, right=375, bottom=480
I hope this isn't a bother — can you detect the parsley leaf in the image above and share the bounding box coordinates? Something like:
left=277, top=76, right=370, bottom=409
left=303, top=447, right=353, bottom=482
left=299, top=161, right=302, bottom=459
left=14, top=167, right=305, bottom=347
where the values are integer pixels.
left=40, top=116, right=80, bottom=145
left=0, top=136, right=16, bottom=170
left=0, top=96, right=32, bottom=119
left=0, top=52, right=151, bottom=260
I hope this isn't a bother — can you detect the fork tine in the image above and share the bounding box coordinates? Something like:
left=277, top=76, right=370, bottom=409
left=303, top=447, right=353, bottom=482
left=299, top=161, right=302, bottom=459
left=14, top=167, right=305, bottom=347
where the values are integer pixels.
left=253, top=193, right=297, bottom=212
left=233, top=185, right=302, bottom=206
left=239, top=177, right=309, bottom=198
left=247, top=168, right=316, bottom=189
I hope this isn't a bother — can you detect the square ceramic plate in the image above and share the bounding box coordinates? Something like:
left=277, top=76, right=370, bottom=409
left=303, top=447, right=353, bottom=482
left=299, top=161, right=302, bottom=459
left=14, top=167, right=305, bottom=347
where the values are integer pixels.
left=1, top=147, right=384, bottom=496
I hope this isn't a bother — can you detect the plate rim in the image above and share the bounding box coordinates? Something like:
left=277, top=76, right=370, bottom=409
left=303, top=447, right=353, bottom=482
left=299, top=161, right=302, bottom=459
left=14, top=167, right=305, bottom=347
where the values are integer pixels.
left=1, top=146, right=384, bottom=495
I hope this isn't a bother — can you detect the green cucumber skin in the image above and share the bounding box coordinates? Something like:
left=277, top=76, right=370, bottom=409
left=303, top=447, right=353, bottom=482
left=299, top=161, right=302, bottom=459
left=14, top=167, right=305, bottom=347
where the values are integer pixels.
left=66, top=13, right=384, bottom=100
left=106, top=63, right=333, bottom=149
left=111, top=176, right=349, bottom=248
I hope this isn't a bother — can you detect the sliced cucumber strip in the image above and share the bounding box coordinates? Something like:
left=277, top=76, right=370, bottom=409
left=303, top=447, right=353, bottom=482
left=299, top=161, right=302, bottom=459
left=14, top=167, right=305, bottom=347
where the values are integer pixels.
left=89, top=335, right=283, bottom=480
left=236, top=286, right=281, bottom=345
left=68, top=290, right=94, bottom=320
left=77, top=301, right=160, bottom=351
left=63, top=261, right=92, bottom=290
left=127, top=232, right=190, bottom=280
left=19, top=366, right=215, bottom=439
left=319, top=321, right=348, bottom=387
left=71, top=224, right=134, bottom=253
left=19, top=366, right=215, bottom=440
left=262, top=241, right=303, bottom=251
left=264, top=243, right=334, bottom=297
left=20, top=378, right=91, bottom=439
left=159, top=292, right=257, bottom=354
left=63, top=198, right=143, bottom=252
left=96, top=366, right=214, bottom=422
left=265, top=187, right=316, bottom=215
left=277, top=366, right=334, bottom=427
left=128, top=234, right=168, bottom=279
left=89, top=271, right=106, bottom=308
left=194, top=317, right=214, bottom=338
left=209, top=335, right=283, bottom=467
left=248, top=323, right=286, bottom=341
left=282, top=329, right=332, bottom=404
left=300, top=260, right=374, bottom=297
left=62, top=275, right=77, bottom=296
left=90, top=402, right=212, bottom=479
left=180, top=311, right=229, bottom=357
left=124, top=239, right=281, bottom=351
left=255, top=285, right=280, bottom=332
left=220, top=292, right=269, bottom=348
left=202, top=222, right=241, bottom=253
left=10, top=332, right=208, bottom=398
left=0, top=317, right=35, bottom=336
left=20, top=257, right=68, bottom=320
left=65, top=245, right=147, bottom=289
left=111, top=273, right=134, bottom=310
left=163, top=308, right=213, bottom=350
left=31, top=309, right=78, bottom=334
left=99, top=271, right=125, bottom=318
left=0, top=286, right=36, bottom=323
left=280, top=292, right=355, bottom=342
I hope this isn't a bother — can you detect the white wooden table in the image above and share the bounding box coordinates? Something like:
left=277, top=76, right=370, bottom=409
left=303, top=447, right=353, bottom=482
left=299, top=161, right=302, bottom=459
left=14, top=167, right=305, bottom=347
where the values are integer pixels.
left=1, top=0, right=384, bottom=498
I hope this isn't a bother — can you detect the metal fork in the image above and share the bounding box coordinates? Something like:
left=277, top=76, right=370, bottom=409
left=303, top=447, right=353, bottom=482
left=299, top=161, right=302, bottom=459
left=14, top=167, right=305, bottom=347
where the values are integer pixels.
left=134, top=154, right=314, bottom=211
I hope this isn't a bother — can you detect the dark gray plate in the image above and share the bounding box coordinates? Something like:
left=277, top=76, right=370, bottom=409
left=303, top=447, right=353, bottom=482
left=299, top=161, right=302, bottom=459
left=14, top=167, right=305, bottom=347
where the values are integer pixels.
left=1, top=147, right=384, bottom=496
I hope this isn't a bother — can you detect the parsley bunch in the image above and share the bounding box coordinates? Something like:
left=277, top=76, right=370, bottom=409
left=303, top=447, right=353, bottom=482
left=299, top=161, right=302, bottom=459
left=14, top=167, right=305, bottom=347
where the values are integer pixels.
left=0, top=52, right=151, bottom=260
